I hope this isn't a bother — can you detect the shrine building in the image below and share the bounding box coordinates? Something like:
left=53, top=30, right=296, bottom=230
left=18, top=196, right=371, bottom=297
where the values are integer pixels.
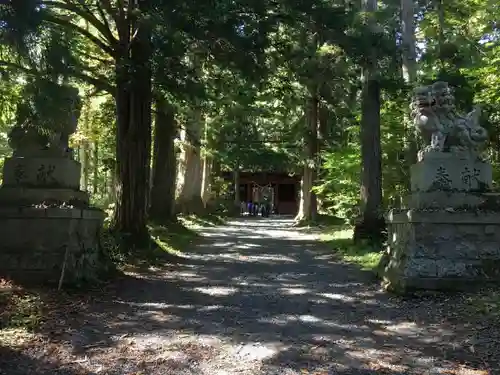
left=222, top=171, right=300, bottom=215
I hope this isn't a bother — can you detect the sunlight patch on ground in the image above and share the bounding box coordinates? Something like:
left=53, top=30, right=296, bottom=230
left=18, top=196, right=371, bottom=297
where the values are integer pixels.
left=279, top=287, right=310, bottom=295
left=384, top=321, right=427, bottom=337
left=258, top=314, right=326, bottom=326
left=275, top=272, right=309, bottom=281
left=211, top=241, right=236, bottom=247
left=117, top=301, right=195, bottom=310
left=0, top=328, right=36, bottom=347
left=258, top=314, right=373, bottom=333
left=243, top=254, right=297, bottom=263
left=138, top=310, right=182, bottom=323
left=229, top=341, right=283, bottom=361
left=200, top=231, right=229, bottom=238
left=232, top=233, right=271, bottom=240
left=366, top=318, right=393, bottom=325
left=324, top=322, right=372, bottom=333
left=162, top=271, right=207, bottom=282
left=200, top=252, right=298, bottom=264
left=232, top=280, right=274, bottom=288
left=198, top=304, right=226, bottom=312
left=234, top=243, right=261, bottom=249
left=323, top=228, right=353, bottom=240
left=193, top=286, right=239, bottom=296
left=298, top=314, right=322, bottom=323
left=258, top=314, right=295, bottom=326
left=318, top=292, right=356, bottom=303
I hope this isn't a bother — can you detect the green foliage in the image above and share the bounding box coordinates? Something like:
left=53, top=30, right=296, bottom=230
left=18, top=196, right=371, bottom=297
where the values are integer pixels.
left=0, top=287, right=42, bottom=331
left=315, top=145, right=361, bottom=222
left=320, top=227, right=383, bottom=271
left=0, top=0, right=498, bottom=243
left=14, top=79, right=81, bottom=130
left=99, top=220, right=198, bottom=268
left=467, top=289, right=500, bottom=318
left=179, top=214, right=226, bottom=227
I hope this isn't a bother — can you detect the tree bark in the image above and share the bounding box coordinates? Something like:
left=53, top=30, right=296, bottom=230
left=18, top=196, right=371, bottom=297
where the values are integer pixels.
left=233, top=165, right=241, bottom=207
left=92, top=141, right=99, bottom=195
left=80, top=142, right=89, bottom=191
left=436, top=0, right=446, bottom=68
left=176, top=107, right=204, bottom=214
left=295, top=93, right=319, bottom=223
left=401, top=0, right=418, bottom=165
left=354, top=0, right=385, bottom=243
left=201, top=156, right=213, bottom=206
left=201, top=117, right=213, bottom=207
left=316, top=102, right=329, bottom=212
left=149, top=97, right=177, bottom=222
left=112, top=7, right=152, bottom=241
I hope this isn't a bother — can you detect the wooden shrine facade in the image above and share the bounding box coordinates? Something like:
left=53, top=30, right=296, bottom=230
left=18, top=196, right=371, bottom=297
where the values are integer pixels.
left=222, top=171, right=300, bottom=215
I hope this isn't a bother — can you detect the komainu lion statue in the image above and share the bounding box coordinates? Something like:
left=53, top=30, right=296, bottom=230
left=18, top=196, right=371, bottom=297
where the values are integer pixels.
left=411, top=81, right=488, bottom=160
left=8, top=80, right=82, bottom=158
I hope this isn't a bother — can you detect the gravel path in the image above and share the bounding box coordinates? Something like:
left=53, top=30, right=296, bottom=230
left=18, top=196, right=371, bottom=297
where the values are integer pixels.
left=1, top=217, right=496, bottom=374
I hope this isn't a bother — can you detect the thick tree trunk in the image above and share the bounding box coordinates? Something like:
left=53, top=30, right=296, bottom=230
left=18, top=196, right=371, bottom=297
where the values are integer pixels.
left=354, top=69, right=384, bottom=243
left=201, top=156, right=213, bottom=206
left=295, top=93, right=319, bottom=223
left=149, top=98, right=177, bottom=222
left=354, top=0, right=385, bottom=243
left=108, top=165, right=116, bottom=204
left=80, top=142, right=89, bottom=191
left=113, top=16, right=152, bottom=241
left=201, top=117, right=213, bottom=207
left=234, top=166, right=240, bottom=207
left=176, top=107, right=204, bottom=214
left=401, top=0, right=418, bottom=165
left=296, top=170, right=314, bottom=221
left=316, top=103, right=329, bottom=212
left=436, top=0, right=446, bottom=68
left=92, top=142, right=99, bottom=195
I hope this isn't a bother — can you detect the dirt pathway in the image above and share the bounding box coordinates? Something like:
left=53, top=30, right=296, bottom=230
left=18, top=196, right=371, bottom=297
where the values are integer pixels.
left=1, top=217, right=497, bottom=374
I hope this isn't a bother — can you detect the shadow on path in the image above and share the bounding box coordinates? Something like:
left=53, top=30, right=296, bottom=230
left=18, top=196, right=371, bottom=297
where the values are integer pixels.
left=2, top=217, right=496, bottom=374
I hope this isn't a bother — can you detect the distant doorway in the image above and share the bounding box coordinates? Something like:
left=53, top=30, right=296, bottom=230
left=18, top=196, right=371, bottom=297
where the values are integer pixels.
left=276, top=183, right=297, bottom=215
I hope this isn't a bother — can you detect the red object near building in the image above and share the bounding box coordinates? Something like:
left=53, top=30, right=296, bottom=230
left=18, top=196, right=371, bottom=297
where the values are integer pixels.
left=222, top=171, right=300, bottom=215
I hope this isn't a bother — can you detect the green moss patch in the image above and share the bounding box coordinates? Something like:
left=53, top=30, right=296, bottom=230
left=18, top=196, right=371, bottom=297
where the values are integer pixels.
left=320, top=226, right=383, bottom=271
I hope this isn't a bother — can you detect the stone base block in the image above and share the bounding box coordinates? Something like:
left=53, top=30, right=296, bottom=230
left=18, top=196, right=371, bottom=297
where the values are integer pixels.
left=379, top=209, right=500, bottom=293
left=407, top=191, right=500, bottom=210
left=0, top=207, right=113, bottom=285
left=410, top=153, right=492, bottom=192
left=3, top=157, right=81, bottom=189
left=0, top=187, right=89, bottom=206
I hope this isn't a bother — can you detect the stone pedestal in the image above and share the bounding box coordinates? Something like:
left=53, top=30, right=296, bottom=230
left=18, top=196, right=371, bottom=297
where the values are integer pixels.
left=0, top=155, right=112, bottom=286
left=380, top=154, right=500, bottom=293
left=0, top=207, right=107, bottom=284
left=381, top=210, right=500, bottom=292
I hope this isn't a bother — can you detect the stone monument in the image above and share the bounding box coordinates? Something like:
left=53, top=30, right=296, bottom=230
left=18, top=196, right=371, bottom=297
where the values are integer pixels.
left=379, top=81, right=500, bottom=293
left=0, top=80, right=111, bottom=286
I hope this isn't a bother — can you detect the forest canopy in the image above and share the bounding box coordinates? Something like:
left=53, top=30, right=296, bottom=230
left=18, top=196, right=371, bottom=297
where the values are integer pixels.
left=0, top=0, right=498, bottom=241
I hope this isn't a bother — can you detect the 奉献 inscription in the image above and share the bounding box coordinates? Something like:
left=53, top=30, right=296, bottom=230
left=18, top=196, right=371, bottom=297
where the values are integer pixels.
left=430, top=165, right=452, bottom=190
left=14, top=164, right=26, bottom=184
left=461, top=166, right=481, bottom=190
left=36, top=164, right=56, bottom=185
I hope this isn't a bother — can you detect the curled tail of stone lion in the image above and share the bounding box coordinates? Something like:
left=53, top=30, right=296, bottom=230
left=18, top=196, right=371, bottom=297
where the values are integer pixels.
left=466, top=106, right=488, bottom=141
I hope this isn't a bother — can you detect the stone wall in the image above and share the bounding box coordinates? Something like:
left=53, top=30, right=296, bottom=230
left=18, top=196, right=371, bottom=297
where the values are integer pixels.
left=382, top=210, right=500, bottom=292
